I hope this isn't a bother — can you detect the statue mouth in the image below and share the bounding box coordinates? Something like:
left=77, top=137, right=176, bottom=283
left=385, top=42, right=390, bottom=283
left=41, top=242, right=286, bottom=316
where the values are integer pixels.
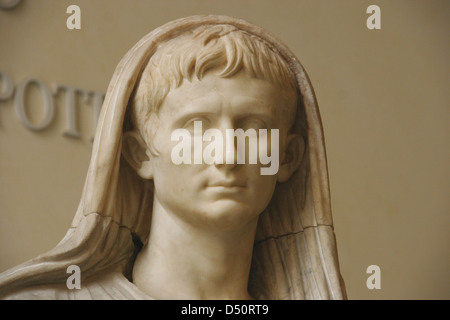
left=208, top=186, right=245, bottom=192
left=206, top=180, right=247, bottom=195
left=208, top=180, right=246, bottom=188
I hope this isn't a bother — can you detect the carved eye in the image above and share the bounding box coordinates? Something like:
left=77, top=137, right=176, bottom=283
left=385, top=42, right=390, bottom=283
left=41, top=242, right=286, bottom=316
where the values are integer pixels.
left=183, top=117, right=210, bottom=132
left=238, top=118, right=268, bottom=131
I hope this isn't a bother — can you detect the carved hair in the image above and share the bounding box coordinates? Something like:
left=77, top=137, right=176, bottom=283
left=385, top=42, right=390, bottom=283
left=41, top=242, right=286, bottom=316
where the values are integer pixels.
left=131, top=24, right=298, bottom=142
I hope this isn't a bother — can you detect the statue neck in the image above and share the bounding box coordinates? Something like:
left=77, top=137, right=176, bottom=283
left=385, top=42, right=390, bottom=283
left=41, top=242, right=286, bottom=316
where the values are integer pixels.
left=132, top=197, right=258, bottom=300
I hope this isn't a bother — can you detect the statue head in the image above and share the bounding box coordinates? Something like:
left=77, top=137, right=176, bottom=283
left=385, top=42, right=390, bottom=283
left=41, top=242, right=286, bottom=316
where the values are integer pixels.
left=122, top=24, right=304, bottom=233
left=0, top=15, right=346, bottom=300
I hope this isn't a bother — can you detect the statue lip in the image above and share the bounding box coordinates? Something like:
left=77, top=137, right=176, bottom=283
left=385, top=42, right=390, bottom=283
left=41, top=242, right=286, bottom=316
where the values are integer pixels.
left=208, top=180, right=246, bottom=188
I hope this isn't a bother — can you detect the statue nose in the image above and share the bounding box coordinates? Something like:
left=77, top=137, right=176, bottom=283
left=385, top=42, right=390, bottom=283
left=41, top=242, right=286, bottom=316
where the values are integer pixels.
left=214, top=146, right=239, bottom=170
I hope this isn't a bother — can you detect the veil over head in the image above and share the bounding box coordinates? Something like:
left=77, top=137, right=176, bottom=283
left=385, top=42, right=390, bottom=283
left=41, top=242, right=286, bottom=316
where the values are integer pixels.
left=0, top=15, right=346, bottom=300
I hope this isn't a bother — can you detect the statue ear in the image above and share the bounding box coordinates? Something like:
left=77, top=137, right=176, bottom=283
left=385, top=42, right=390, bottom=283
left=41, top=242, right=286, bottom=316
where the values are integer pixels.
left=122, top=131, right=154, bottom=179
left=277, top=133, right=305, bottom=183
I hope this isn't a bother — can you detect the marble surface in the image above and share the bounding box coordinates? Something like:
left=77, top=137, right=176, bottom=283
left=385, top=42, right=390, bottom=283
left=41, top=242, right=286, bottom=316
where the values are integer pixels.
left=0, top=15, right=346, bottom=300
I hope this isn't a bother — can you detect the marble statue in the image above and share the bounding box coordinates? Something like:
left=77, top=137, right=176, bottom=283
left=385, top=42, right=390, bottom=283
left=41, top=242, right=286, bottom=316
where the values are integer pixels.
left=0, top=15, right=346, bottom=300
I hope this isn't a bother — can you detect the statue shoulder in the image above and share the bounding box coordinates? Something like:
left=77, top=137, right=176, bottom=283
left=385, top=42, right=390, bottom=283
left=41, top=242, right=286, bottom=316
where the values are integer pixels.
left=1, top=282, right=68, bottom=300
left=1, top=270, right=152, bottom=300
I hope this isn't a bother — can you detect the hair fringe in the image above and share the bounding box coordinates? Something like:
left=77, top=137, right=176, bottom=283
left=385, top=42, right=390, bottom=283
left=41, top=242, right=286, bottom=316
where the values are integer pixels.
left=131, top=24, right=297, bottom=139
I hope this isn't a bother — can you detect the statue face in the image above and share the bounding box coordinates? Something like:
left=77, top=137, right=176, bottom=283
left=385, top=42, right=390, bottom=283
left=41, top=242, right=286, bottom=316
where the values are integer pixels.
left=139, top=70, right=296, bottom=231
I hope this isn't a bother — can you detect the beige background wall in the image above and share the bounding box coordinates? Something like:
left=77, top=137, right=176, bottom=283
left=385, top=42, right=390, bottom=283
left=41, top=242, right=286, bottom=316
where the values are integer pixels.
left=0, top=0, right=448, bottom=299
